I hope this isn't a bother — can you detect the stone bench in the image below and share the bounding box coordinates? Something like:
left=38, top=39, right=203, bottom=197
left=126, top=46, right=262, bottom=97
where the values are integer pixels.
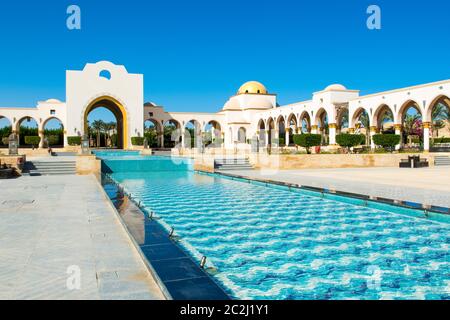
left=399, top=156, right=429, bottom=169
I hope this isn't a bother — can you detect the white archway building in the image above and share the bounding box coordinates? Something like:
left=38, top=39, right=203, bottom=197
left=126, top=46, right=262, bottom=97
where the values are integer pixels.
left=0, top=61, right=449, bottom=152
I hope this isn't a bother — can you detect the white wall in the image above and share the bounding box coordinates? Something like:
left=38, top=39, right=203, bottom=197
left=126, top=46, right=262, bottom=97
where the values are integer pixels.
left=1, top=61, right=449, bottom=152
left=66, top=61, right=144, bottom=148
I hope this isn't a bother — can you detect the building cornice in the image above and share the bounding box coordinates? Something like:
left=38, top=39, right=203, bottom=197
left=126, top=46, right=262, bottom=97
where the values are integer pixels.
left=350, top=79, right=450, bottom=102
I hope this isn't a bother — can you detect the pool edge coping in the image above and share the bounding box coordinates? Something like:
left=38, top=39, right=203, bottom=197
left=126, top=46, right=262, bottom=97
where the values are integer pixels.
left=92, top=174, right=174, bottom=301
left=98, top=173, right=233, bottom=300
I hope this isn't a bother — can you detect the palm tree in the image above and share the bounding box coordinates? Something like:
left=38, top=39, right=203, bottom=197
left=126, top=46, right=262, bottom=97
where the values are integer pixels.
left=358, top=111, right=370, bottom=145
left=92, top=120, right=104, bottom=148
left=108, top=122, right=117, bottom=148
left=340, top=110, right=349, bottom=129
left=101, top=121, right=114, bottom=148
left=381, top=110, right=394, bottom=126
left=432, top=103, right=448, bottom=137
left=445, top=106, right=450, bottom=120
left=403, top=114, right=421, bottom=145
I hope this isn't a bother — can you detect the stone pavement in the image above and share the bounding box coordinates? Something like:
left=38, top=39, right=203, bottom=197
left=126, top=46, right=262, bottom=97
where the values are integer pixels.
left=226, top=167, right=450, bottom=208
left=0, top=175, right=165, bottom=300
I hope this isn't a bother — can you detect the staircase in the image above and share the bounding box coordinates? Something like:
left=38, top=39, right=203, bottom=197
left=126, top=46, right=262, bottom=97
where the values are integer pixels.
left=23, top=159, right=77, bottom=176
left=434, top=156, right=450, bottom=166
left=152, top=149, right=172, bottom=156
left=215, top=158, right=254, bottom=171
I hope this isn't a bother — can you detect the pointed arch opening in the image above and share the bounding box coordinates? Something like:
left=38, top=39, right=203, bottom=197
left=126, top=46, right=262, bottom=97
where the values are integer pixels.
left=43, top=117, right=64, bottom=148
left=16, top=116, right=39, bottom=148
left=164, top=119, right=181, bottom=148
left=84, top=96, right=127, bottom=149
left=0, top=116, right=12, bottom=149
left=399, top=100, right=423, bottom=147
left=428, top=95, right=450, bottom=140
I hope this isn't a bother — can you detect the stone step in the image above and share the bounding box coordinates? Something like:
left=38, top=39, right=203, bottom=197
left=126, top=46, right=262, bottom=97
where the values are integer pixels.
left=28, top=170, right=76, bottom=176
left=214, top=157, right=253, bottom=170
left=216, top=162, right=250, bottom=166
left=23, top=161, right=77, bottom=176
left=215, top=160, right=250, bottom=164
left=435, top=156, right=450, bottom=166
left=31, top=168, right=77, bottom=172
left=435, top=162, right=450, bottom=166
left=216, top=166, right=254, bottom=171
left=33, top=164, right=76, bottom=168
left=32, top=161, right=76, bottom=164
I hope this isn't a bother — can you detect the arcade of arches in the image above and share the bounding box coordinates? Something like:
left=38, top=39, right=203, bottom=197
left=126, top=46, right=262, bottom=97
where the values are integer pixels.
left=0, top=61, right=449, bottom=153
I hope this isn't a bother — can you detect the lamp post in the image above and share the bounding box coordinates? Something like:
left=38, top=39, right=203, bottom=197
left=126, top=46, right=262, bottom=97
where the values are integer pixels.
left=81, top=134, right=90, bottom=155
left=8, top=133, right=18, bottom=156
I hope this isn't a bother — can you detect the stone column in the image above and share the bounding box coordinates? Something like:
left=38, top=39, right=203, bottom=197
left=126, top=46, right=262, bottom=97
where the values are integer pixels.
left=181, top=128, right=186, bottom=149
left=329, top=123, right=337, bottom=145
left=38, top=130, right=45, bottom=149
left=63, top=130, right=68, bottom=148
left=394, top=124, right=402, bottom=151
left=370, top=126, right=378, bottom=150
left=423, top=122, right=431, bottom=152
left=285, top=127, right=290, bottom=147
left=160, top=133, right=165, bottom=148
left=274, top=130, right=279, bottom=147
left=196, top=131, right=203, bottom=150
left=264, top=130, right=269, bottom=147
left=311, top=125, right=319, bottom=134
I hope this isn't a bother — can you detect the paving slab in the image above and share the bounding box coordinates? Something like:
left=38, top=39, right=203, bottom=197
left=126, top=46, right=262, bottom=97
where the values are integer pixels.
left=0, top=175, right=165, bottom=300
left=224, top=167, right=450, bottom=208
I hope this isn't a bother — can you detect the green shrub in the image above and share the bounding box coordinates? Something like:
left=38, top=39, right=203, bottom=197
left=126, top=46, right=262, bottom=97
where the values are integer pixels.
left=278, top=137, right=285, bottom=146
left=293, top=134, right=322, bottom=154
left=0, top=126, right=12, bottom=139
left=67, top=136, right=82, bottom=146
left=336, top=134, right=365, bottom=152
left=24, top=136, right=41, bottom=148
left=144, top=131, right=158, bottom=148
left=433, top=137, right=450, bottom=144
left=131, top=136, right=145, bottom=146
left=372, top=134, right=401, bottom=152
left=374, top=147, right=388, bottom=154
left=46, top=135, right=60, bottom=146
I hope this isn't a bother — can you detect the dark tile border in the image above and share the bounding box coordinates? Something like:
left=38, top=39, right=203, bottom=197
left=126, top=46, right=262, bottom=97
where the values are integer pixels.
left=101, top=174, right=231, bottom=301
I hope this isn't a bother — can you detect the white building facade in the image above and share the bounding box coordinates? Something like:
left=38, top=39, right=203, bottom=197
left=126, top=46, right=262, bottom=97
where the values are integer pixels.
left=0, top=61, right=449, bottom=152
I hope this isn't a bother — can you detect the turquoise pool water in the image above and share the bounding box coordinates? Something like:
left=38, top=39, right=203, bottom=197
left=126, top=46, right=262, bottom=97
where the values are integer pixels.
left=106, top=167, right=450, bottom=300
left=94, top=151, right=193, bottom=172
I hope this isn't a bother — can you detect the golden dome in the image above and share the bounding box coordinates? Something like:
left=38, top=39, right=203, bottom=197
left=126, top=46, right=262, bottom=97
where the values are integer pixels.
left=237, top=81, right=268, bottom=95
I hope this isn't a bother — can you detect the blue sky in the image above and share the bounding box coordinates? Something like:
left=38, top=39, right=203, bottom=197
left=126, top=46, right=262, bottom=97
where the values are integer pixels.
left=0, top=0, right=449, bottom=121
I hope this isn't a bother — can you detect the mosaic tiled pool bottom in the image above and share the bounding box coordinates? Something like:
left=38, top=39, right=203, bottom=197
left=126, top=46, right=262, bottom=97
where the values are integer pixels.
left=109, top=171, right=450, bottom=300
